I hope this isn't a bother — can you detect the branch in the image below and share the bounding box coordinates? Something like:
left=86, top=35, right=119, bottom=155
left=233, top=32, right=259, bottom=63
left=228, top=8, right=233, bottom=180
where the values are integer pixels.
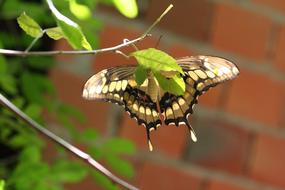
left=0, top=93, right=138, bottom=190
left=0, top=34, right=150, bottom=57
left=0, top=4, right=173, bottom=57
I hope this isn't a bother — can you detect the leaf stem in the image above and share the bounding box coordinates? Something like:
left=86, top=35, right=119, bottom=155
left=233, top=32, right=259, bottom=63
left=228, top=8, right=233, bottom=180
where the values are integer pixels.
left=24, top=30, right=45, bottom=53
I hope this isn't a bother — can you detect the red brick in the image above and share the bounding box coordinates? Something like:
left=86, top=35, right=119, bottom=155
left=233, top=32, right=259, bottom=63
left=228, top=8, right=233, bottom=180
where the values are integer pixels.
left=168, top=44, right=195, bottom=58
left=66, top=175, right=105, bottom=190
left=139, top=161, right=202, bottom=190
left=207, top=179, right=252, bottom=190
left=49, top=68, right=110, bottom=133
left=274, top=26, right=285, bottom=73
left=187, top=119, right=250, bottom=175
left=145, top=0, right=215, bottom=42
left=199, top=84, right=224, bottom=108
left=210, top=4, right=273, bottom=60
left=253, top=0, right=285, bottom=13
left=249, top=132, right=285, bottom=189
left=119, top=114, right=189, bottom=159
left=225, top=69, right=285, bottom=127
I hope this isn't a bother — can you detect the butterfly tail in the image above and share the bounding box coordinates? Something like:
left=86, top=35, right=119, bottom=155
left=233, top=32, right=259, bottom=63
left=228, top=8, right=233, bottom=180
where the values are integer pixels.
left=146, top=129, right=154, bottom=151
left=185, top=120, right=197, bottom=142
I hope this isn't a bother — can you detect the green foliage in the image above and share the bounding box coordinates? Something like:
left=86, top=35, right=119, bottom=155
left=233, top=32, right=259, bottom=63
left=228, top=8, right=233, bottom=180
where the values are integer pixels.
left=69, top=0, right=92, bottom=20
left=154, top=72, right=186, bottom=96
left=1, top=0, right=138, bottom=190
left=102, top=138, right=135, bottom=155
left=0, top=47, right=17, bottom=95
left=106, top=156, right=134, bottom=178
left=79, top=128, right=98, bottom=142
left=46, top=0, right=92, bottom=50
left=131, top=48, right=183, bottom=74
left=17, top=12, right=43, bottom=38
left=131, top=48, right=186, bottom=95
left=113, top=0, right=138, bottom=18
left=46, top=27, right=64, bottom=40
left=51, top=160, right=87, bottom=183
left=0, top=180, right=4, bottom=190
left=134, top=65, right=148, bottom=85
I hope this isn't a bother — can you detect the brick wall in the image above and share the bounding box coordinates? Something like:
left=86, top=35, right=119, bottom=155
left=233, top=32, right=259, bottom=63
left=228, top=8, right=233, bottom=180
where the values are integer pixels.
left=50, top=0, right=285, bottom=190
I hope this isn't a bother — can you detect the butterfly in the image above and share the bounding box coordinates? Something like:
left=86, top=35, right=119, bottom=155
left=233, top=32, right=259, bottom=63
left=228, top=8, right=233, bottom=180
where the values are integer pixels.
left=82, top=55, right=239, bottom=151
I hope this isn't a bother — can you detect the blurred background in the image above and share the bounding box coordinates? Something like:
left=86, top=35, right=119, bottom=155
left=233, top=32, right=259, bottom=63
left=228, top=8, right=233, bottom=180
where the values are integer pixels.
left=1, top=0, right=285, bottom=190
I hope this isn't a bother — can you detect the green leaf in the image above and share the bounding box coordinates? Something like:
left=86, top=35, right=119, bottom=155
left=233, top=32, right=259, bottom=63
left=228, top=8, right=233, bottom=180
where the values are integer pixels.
left=131, top=48, right=184, bottom=75
left=80, top=128, right=98, bottom=142
left=9, top=134, right=30, bottom=148
left=0, top=57, right=7, bottom=74
left=0, top=74, right=17, bottom=95
left=89, top=146, right=104, bottom=159
left=113, top=0, right=138, bottom=18
left=12, top=97, right=25, bottom=109
left=46, top=27, right=64, bottom=40
left=0, top=125, right=12, bottom=141
left=24, top=103, right=43, bottom=119
left=21, top=72, right=55, bottom=104
left=80, top=18, right=102, bottom=48
left=11, top=162, right=50, bottom=190
left=19, top=146, right=41, bottom=163
left=0, top=41, right=7, bottom=74
left=26, top=56, right=55, bottom=71
left=0, top=180, right=4, bottom=190
left=2, top=1, right=52, bottom=25
left=46, top=0, right=92, bottom=50
left=106, top=156, right=134, bottom=178
left=51, top=160, right=87, bottom=183
left=17, top=12, right=43, bottom=38
left=69, top=0, right=91, bottom=20
left=134, top=65, right=148, bottom=85
left=103, top=138, right=135, bottom=155
left=21, top=72, right=44, bottom=104
left=58, top=104, right=86, bottom=124
left=154, top=72, right=186, bottom=96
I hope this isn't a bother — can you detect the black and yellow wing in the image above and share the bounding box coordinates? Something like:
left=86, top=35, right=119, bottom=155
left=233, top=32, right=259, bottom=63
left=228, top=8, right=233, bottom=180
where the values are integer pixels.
left=159, top=55, right=239, bottom=142
left=82, top=66, right=162, bottom=150
left=83, top=56, right=239, bottom=151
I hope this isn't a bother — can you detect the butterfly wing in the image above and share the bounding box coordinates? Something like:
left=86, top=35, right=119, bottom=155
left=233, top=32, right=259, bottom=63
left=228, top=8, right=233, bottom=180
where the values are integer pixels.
left=159, top=56, right=239, bottom=141
left=82, top=66, right=162, bottom=137
left=82, top=66, right=135, bottom=103
left=83, top=56, right=239, bottom=151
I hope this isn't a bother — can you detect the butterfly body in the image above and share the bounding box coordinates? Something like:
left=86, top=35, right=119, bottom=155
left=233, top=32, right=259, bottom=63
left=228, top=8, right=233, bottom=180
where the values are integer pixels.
left=82, top=55, right=239, bottom=151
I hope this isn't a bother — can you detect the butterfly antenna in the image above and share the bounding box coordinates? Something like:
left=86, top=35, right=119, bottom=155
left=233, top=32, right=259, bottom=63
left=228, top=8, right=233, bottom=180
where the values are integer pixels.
left=185, top=120, right=197, bottom=142
left=146, top=129, right=154, bottom=151
left=155, top=35, right=163, bottom=48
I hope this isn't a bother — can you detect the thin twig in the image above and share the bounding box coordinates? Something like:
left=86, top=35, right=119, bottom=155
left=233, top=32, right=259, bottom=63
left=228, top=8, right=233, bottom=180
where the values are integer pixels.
left=142, top=4, right=173, bottom=36
left=24, top=30, right=45, bottom=52
left=123, top=39, right=139, bottom=51
left=0, top=34, right=150, bottom=57
left=0, top=4, right=173, bottom=57
left=0, top=93, right=138, bottom=190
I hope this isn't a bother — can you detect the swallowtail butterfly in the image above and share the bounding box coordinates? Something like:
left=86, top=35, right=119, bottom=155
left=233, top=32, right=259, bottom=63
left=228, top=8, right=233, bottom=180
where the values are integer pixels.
left=82, top=55, right=239, bottom=151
